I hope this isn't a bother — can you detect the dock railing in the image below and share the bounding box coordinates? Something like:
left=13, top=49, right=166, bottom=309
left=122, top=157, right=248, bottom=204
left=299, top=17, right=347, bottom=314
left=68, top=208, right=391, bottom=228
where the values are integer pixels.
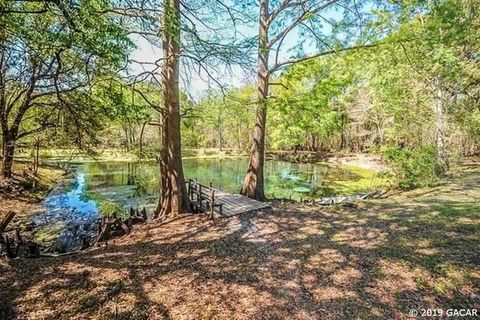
left=186, top=179, right=223, bottom=218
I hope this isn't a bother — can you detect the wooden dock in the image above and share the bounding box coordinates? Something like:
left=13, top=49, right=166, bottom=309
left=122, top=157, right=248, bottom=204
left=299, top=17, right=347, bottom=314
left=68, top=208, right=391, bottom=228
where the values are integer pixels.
left=186, top=179, right=271, bottom=217
left=212, top=190, right=271, bottom=217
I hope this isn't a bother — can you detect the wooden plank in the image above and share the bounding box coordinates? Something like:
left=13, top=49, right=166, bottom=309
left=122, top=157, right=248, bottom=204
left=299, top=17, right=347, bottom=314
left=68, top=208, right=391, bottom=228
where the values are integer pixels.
left=187, top=180, right=270, bottom=217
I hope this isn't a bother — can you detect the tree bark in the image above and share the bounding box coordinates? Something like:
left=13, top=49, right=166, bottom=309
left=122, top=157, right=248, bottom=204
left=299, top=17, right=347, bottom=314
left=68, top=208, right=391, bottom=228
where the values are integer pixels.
left=1, top=130, right=16, bottom=179
left=241, top=0, right=269, bottom=201
left=123, top=126, right=130, bottom=151
left=218, top=118, right=224, bottom=151
left=433, top=77, right=448, bottom=170
left=154, top=0, right=189, bottom=219
left=31, top=138, right=40, bottom=175
left=138, top=120, right=147, bottom=159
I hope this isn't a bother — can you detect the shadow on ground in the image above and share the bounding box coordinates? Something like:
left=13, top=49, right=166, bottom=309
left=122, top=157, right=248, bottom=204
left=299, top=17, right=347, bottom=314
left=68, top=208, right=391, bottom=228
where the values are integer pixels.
left=1, top=161, right=479, bottom=319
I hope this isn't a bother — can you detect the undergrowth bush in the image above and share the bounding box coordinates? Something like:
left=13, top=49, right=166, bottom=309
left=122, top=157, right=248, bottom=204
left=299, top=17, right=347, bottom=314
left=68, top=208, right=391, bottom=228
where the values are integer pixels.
left=383, top=145, right=444, bottom=190
left=100, top=201, right=128, bottom=219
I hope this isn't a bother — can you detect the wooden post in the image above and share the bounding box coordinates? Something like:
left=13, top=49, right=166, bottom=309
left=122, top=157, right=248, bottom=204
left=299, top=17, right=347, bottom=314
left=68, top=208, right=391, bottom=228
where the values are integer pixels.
left=0, top=211, right=16, bottom=234
left=211, top=190, right=215, bottom=219
left=199, top=184, right=203, bottom=210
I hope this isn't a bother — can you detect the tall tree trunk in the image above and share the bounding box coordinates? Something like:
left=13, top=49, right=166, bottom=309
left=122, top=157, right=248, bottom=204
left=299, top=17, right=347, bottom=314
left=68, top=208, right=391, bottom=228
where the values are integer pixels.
left=1, top=129, right=16, bottom=178
left=123, top=126, right=130, bottom=151
left=154, top=0, right=189, bottom=219
left=217, top=115, right=224, bottom=151
left=236, top=124, right=243, bottom=151
left=433, top=77, right=448, bottom=170
left=33, top=138, right=40, bottom=175
left=138, top=120, right=147, bottom=159
left=241, top=0, right=269, bottom=201
left=130, top=126, right=136, bottom=144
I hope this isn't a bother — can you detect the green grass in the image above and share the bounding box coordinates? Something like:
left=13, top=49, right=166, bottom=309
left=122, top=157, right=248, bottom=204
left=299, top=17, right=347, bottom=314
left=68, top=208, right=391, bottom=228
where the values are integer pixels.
left=330, top=158, right=480, bottom=305
left=15, top=147, right=248, bottom=163
left=328, top=163, right=392, bottom=195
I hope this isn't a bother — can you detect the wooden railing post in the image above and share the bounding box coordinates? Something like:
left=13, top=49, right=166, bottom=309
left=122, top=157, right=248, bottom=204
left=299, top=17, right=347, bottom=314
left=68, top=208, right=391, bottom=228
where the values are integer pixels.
left=199, top=184, right=203, bottom=210
left=187, top=179, right=192, bottom=201
left=211, top=190, right=215, bottom=219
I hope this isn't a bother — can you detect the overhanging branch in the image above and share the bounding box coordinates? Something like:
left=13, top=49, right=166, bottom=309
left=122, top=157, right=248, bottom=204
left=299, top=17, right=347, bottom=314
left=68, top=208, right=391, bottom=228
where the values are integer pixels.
left=269, top=43, right=379, bottom=74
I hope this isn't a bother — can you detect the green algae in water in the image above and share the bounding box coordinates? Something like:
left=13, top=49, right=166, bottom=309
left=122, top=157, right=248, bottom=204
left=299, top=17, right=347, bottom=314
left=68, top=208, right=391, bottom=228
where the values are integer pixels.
left=40, top=159, right=390, bottom=219
left=325, top=164, right=391, bottom=197
left=34, top=222, right=65, bottom=246
left=33, top=158, right=390, bottom=250
left=78, top=159, right=390, bottom=202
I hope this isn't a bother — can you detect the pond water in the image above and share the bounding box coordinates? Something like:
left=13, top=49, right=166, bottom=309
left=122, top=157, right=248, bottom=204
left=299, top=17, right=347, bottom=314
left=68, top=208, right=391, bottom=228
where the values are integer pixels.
left=32, top=158, right=385, bottom=251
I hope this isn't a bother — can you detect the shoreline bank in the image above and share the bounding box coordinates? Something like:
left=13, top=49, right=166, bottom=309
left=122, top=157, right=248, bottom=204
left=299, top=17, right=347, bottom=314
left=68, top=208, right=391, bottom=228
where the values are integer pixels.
left=15, top=148, right=388, bottom=171
left=0, top=164, right=65, bottom=222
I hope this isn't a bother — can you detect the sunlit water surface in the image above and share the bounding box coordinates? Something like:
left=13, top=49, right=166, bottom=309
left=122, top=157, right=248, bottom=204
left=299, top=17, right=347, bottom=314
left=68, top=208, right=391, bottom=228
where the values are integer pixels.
left=33, top=158, right=383, bottom=250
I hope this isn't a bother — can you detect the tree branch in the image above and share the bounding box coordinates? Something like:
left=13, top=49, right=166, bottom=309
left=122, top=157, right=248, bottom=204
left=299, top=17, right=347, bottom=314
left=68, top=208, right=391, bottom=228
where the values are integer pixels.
left=270, top=43, right=378, bottom=74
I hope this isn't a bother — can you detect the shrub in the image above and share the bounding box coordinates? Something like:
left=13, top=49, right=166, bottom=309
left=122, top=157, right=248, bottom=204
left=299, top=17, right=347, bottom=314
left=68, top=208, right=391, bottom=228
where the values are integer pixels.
left=383, top=145, right=443, bottom=190
left=100, top=201, right=126, bottom=219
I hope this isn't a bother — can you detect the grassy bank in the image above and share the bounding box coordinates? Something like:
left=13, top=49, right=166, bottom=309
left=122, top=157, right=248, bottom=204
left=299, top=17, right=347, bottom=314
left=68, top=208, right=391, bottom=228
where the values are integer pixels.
left=0, top=163, right=64, bottom=221
left=14, top=148, right=249, bottom=163
left=15, top=148, right=385, bottom=165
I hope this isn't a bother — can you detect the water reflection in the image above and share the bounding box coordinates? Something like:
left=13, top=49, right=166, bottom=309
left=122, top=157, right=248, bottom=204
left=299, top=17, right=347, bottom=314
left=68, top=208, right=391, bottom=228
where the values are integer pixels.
left=33, top=168, right=99, bottom=251
left=43, top=170, right=97, bottom=214
left=33, top=158, right=381, bottom=251
left=46, top=158, right=377, bottom=210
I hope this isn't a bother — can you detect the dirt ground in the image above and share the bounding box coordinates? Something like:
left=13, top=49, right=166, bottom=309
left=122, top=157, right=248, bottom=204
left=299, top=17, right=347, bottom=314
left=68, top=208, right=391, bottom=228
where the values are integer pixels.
left=0, top=164, right=64, bottom=224
left=1, top=159, right=479, bottom=319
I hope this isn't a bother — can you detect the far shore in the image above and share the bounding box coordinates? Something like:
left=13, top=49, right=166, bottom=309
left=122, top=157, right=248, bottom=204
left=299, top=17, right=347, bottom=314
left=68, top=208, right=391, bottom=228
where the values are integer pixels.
left=13, top=148, right=388, bottom=172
